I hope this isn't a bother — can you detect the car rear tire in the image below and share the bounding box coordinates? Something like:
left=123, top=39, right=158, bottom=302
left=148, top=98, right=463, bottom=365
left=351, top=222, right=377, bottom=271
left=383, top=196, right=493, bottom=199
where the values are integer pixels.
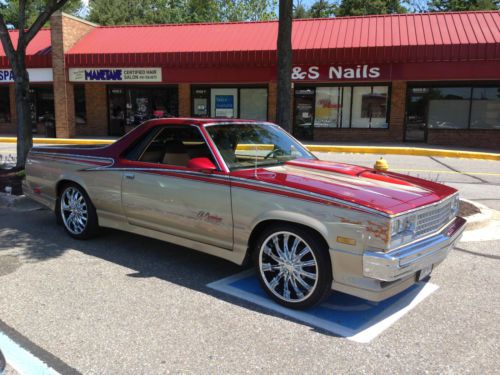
left=253, top=224, right=332, bottom=309
left=57, top=183, right=99, bottom=240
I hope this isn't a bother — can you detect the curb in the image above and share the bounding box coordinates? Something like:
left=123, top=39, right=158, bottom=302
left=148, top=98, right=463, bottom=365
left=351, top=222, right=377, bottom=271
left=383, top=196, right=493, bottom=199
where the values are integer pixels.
left=1, top=137, right=499, bottom=160
left=305, top=145, right=500, bottom=161
left=461, top=199, right=492, bottom=231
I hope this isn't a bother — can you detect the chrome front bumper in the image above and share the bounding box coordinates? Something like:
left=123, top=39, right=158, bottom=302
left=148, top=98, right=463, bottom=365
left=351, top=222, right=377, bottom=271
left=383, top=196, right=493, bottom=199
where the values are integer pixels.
left=363, top=216, right=467, bottom=282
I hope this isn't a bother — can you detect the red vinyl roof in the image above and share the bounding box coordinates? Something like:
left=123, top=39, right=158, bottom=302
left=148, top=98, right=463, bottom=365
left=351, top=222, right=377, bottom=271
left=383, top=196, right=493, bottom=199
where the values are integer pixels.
left=66, top=11, right=500, bottom=67
left=0, top=29, right=52, bottom=68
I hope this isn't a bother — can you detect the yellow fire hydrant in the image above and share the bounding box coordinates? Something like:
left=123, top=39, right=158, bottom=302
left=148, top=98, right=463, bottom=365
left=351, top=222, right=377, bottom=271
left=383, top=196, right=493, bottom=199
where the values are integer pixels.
left=374, top=157, right=389, bottom=172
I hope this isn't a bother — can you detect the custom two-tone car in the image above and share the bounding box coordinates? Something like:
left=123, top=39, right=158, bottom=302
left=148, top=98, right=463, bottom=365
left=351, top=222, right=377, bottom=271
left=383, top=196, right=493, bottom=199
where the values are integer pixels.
left=24, top=119, right=466, bottom=309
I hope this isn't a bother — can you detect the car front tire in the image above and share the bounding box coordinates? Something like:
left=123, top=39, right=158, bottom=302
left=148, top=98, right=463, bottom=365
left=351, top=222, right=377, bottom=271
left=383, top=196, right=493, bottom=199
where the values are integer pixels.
left=253, top=224, right=332, bottom=309
left=57, top=183, right=99, bottom=240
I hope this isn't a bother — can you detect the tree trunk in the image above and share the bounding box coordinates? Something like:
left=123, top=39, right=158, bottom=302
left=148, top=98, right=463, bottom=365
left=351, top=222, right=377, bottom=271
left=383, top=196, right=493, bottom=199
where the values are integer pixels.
left=276, top=0, right=293, bottom=133
left=14, top=69, right=32, bottom=168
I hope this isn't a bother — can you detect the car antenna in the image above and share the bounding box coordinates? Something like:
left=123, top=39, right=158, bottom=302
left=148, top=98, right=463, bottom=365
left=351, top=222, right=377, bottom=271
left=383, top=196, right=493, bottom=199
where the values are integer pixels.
left=254, top=143, right=258, bottom=179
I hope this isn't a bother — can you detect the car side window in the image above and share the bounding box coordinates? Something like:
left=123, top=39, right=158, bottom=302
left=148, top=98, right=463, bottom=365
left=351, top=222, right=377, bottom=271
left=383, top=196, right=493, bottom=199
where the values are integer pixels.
left=133, top=126, right=215, bottom=168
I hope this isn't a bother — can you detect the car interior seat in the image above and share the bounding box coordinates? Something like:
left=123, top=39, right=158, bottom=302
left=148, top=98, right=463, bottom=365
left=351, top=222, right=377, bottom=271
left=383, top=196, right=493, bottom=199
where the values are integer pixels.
left=162, top=139, right=191, bottom=166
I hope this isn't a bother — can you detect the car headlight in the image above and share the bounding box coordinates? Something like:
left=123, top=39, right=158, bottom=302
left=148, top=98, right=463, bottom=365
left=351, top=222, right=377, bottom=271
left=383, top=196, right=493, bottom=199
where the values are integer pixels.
left=389, top=214, right=417, bottom=249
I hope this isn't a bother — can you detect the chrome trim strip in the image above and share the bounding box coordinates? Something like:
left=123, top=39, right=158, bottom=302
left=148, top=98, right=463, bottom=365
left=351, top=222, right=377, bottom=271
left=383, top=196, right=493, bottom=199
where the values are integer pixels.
left=30, top=151, right=115, bottom=165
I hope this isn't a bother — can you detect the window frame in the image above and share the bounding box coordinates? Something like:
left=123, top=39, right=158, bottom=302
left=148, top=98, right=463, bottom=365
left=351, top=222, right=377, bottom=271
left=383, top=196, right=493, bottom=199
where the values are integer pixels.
left=122, top=124, right=223, bottom=171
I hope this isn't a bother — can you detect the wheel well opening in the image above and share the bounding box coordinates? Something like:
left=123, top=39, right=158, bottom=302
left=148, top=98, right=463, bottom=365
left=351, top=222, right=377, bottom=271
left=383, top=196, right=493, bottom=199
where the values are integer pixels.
left=247, top=220, right=330, bottom=262
left=56, top=180, right=76, bottom=197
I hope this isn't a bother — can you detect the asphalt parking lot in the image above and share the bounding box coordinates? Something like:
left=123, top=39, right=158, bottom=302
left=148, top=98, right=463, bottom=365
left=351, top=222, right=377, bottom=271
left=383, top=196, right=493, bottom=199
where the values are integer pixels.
left=1, top=145, right=499, bottom=374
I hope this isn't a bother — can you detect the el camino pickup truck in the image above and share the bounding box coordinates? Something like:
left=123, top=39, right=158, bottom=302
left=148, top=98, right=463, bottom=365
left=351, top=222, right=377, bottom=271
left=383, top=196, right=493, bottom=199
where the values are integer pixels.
left=24, top=118, right=466, bottom=309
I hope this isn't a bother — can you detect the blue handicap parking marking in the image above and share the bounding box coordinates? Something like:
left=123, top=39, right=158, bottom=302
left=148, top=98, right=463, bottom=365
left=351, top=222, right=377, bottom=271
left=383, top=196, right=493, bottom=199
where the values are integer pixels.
left=208, top=270, right=438, bottom=343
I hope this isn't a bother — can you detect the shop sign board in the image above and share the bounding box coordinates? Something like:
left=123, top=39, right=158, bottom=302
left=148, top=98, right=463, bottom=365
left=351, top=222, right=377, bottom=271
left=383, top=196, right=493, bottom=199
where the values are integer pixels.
left=69, top=67, right=162, bottom=82
left=291, top=65, right=386, bottom=81
left=0, top=68, right=53, bottom=83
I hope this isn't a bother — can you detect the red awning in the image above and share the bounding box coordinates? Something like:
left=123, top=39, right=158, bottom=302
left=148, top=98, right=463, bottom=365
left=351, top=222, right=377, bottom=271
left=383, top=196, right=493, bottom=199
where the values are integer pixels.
left=66, top=11, right=500, bottom=68
left=0, top=29, right=52, bottom=68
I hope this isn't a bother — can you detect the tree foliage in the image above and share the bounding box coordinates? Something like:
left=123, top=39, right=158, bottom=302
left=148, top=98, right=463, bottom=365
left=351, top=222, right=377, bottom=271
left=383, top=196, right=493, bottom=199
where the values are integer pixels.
left=336, top=0, right=407, bottom=16
left=427, top=0, right=499, bottom=11
left=0, top=0, right=71, bottom=167
left=0, top=0, right=83, bottom=28
left=88, top=0, right=277, bottom=25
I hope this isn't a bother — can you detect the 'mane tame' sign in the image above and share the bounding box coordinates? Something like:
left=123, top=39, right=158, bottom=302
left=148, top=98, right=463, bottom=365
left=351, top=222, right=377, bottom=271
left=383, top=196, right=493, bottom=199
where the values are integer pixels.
left=69, top=68, right=162, bottom=83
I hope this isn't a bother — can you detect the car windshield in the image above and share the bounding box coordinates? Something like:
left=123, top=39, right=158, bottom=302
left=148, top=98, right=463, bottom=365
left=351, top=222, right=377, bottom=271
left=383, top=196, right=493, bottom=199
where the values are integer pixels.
left=205, top=122, right=316, bottom=170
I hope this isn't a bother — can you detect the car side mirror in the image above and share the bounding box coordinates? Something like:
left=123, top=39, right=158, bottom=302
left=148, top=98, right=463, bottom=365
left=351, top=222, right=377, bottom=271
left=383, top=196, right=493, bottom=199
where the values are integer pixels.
left=188, top=157, right=217, bottom=173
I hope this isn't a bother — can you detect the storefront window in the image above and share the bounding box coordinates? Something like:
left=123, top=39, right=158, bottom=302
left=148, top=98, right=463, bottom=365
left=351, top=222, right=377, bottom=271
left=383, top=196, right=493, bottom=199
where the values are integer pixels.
left=470, top=87, right=500, bottom=129
left=193, top=86, right=268, bottom=120
left=0, top=87, right=10, bottom=123
left=304, top=85, right=389, bottom=129
left=428, top=87, right=471, bottom=129
left=351, top=86, right=388, bottom=128
left=74, top=85, right=86, bottom=124
left=240, top=88, right=267, bottom=121
left=30, top=87, right=54, bottom=123
left=314, top=87, right=341, bottom=128
left=107, top=86, right=178, bottom=136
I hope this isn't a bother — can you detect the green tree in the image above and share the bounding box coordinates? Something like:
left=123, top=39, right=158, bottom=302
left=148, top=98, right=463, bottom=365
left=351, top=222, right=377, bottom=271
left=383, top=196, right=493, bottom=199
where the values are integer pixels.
left=308, top=0, right=337, bottom=17
left=336, top=0, right=407, bottom=16
left=88, top=0, right=277, bottom=25
left=0, top=0, right=82, bottom=28
left=0, top=0, right=71, bottom=167
left=427, top=0, right=499, bottom=11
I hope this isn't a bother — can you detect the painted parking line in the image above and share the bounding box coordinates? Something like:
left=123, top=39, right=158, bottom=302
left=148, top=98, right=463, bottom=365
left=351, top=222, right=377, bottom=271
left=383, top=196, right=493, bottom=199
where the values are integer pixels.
left=0, top=331, right=60, bottom=375
left=208, top=270, right=438, bottom=343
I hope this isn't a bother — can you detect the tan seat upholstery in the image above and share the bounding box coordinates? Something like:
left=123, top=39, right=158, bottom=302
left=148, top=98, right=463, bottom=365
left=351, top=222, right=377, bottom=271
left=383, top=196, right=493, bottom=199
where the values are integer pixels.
left=162, top=140, right=190, bottom=167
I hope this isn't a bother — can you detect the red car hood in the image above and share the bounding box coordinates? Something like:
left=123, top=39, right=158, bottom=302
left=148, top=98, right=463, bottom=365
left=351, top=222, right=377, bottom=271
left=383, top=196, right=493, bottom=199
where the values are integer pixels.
left=230, top=159, right=457, bottom=215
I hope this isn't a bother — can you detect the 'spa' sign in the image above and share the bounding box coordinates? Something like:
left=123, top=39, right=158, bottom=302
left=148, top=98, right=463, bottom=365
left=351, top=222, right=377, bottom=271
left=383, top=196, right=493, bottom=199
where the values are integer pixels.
left=69, top=67, right=162, bottom=82
left=0, top=68, right=53, bottom=83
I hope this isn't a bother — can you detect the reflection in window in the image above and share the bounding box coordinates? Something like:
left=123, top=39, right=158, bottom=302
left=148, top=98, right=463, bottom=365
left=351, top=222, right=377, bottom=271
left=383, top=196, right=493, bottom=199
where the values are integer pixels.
left=428, top=87, right=471, bottom=129
left=309, top=85, right=388, bottom=129
left=240, top=88, right=267, bottom=121
left=351, top=86, right=388, bottom=129
left=74, top=85, right=86, bottom=124
left=0, top=87, right=10, bottom=123
left=470, top=87, right=500, bottom=129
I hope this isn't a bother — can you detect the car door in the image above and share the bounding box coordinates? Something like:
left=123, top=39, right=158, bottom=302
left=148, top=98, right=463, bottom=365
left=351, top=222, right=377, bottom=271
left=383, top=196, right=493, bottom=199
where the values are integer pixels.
left=120, top=125, right=233, bottom=250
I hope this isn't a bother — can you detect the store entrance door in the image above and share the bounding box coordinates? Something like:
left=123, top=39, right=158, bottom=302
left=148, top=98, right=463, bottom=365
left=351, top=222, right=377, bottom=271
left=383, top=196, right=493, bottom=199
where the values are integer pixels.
left=108, top=88, right=126, bottom=136
left=405, top=88, right=429, bottom=142
left=293, top=88, right=315, bottom=141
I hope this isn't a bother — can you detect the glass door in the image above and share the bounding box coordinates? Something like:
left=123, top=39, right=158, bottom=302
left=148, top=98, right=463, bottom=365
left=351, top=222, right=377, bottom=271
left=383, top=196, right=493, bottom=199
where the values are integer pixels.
left=108, top=88, right=126, bottom=136
left=405, top=88, right=429, bottom=142
left=293, top=88, right=315, bottom=141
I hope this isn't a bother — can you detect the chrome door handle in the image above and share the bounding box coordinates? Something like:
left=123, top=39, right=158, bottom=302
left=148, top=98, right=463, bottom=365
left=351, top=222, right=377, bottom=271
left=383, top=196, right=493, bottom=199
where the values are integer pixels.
left=124, top=173, right=135, bottom=180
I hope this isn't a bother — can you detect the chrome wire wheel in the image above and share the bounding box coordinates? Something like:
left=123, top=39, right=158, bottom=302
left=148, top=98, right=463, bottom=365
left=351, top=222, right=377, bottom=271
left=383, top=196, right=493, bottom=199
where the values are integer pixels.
left=60, top=187, right=88, bottom=235
left=259, top=231, right=319, bottom=304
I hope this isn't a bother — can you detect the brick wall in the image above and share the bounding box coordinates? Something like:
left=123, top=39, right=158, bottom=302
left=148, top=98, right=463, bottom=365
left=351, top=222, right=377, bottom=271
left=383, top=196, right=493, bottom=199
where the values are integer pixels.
left=76, top=84, right=108, bottom=136
left=313, top=81, right=407, bottom=143
left=51, top=12, right=96, bottom=138
left=178, top=83, right=190, bottom=117
left=428, top=130, right=500, bottom=150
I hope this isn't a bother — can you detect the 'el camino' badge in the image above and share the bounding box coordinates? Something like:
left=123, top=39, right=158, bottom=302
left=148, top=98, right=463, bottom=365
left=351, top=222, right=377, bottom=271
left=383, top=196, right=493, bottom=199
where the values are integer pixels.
left=196, top=211, right=223, bottom=225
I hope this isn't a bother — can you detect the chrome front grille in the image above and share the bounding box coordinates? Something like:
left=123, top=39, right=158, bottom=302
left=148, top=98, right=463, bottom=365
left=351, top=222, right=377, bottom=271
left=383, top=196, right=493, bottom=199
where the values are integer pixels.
left=415, top=198, right=453, bottom=237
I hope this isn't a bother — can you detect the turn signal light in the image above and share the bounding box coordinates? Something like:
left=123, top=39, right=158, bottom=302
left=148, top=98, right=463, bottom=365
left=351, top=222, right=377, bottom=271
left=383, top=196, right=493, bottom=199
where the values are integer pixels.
left=336, top=236, right=357, bottom=246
